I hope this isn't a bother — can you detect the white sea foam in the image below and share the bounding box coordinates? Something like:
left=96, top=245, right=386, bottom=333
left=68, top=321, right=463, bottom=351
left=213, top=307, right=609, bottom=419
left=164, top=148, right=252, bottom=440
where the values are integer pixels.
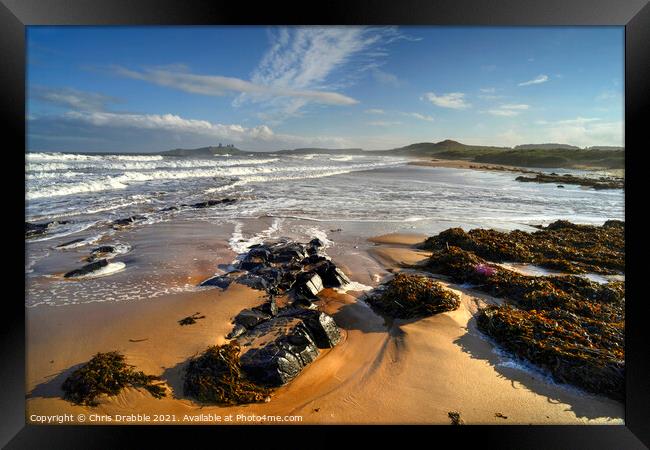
left=228, top=218, right=284, bottom=254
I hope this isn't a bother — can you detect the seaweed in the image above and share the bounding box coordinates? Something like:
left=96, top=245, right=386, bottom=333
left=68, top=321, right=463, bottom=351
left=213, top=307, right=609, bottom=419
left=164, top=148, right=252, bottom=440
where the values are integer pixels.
left=61, top=351, right=166, bottom=406
left=178, top=312, right=205, bottom=326
left=183, top=342, right=271, bottom=405
left=515, top=173, right=623, bottom=190
left=365, top=273, right=461, bottom=319
left=448, top=411, right=464, bottom=425
left=477, top=305, right=624, bottom=400
left=425, top=246, right=624, bottom=322
left=421, top=220, right=624, bottom=274
left=421, top=222, right=626, bottom=401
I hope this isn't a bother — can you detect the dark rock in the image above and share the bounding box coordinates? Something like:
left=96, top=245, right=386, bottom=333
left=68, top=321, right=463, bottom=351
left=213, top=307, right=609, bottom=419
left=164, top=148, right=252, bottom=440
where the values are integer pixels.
left=159, top=206, right=179, bottom=212
left=289, top=309, right=341, bottom=348
left=234, top=309, right=271, bottom=329
left=200, top=275, right=232, bottom=289
left=226, top=324, right=247, bottom=339
left=292, top=296, right=315, bottom=309
left=309, top=261, right=350, bottom=288
left=25, top=220, right=71, bottom=238
left=191, top=198, right=237, bottom=209
left=302, top=253, right=331, bottom=265
left=55, top=238, right=85, bottom=248
left=254, top=298, right=278, bottom=317
left=238, top=316, right=320, bottom=386
left=64, top=259, right=109, bottom=278
left=235, top=273, right=270, bottom=291
left=294, top=272, right=324, bottom=298
left=112, top=215, right=147, bottom=228
left=309, top=238, right=324, bottom=249
left=270, top=242, right=307, bottom=263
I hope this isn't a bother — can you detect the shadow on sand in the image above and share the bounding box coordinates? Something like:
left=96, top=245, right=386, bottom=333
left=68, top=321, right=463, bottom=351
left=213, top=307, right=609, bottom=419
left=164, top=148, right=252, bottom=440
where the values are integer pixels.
left=454, top=315, right=623, bottom=421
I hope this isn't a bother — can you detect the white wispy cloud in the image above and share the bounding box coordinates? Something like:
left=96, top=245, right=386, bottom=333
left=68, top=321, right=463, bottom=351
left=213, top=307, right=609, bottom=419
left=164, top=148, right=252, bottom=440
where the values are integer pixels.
left=422, top=92, right=470, bottom=109
left=235, top=26, right=413, bottom=120
left=32, top=86, right=118, bottom=111
left=480, top=87, right=496, bottom=93
left=518, top=74, right=549, bottom=86
left=364, top=108, right=385, bottom=114
left=113, top=66, right=358, bottom=106
left=60, top=110, right=349, bottom=149
left=485, top=103, right=530, bottom=117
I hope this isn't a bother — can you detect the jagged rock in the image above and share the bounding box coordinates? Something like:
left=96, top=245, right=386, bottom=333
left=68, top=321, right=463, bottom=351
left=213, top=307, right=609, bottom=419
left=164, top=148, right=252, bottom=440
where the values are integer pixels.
left=200, top=275, right=232, bottom=288
left=253, top=298, right=278, bottom=317
left=200, top=270, right=243, bottom=288
left=308, top=261, right=350, bottom=288
left=235, top=273, right=270, bottom=291
left=236, top=308, right=341, bottom=386
left=226, top=324, right=247, bottom=339
left=294, top=272, right=323, bottom=298
left=234, top=309, right=272, bottom=329
left=292, top=296, right=316, bottom=309
left=270, top=242, right=307, bottom=263
left=289, top=309, right=341, bottom=348
left=64, top=259, right=109, bottom=278
left=302, top=253, right=331, bottom=265
left=238, top=316, right=320, bottom=386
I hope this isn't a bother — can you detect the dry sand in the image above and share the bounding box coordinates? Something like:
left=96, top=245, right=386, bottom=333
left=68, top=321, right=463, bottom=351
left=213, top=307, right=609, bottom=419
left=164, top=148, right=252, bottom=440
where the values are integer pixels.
left=26, top=234, right=623, bottom=425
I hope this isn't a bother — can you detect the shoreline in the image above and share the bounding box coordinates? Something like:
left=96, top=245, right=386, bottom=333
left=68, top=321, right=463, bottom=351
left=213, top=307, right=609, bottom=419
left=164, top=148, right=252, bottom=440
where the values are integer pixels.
left=409, top=158, right=625, bottom=178
left=26, top=230, right=624, bottom=425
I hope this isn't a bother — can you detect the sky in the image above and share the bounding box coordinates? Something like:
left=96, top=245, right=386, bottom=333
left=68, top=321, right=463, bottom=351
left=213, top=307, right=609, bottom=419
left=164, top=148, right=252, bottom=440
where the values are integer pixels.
left=27, top=26, right=624, bottom=152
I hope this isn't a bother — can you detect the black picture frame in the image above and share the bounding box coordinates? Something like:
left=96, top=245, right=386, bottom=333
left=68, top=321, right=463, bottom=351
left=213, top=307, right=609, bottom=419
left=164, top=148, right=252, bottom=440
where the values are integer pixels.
left=2, top=0, right=649, bottom=448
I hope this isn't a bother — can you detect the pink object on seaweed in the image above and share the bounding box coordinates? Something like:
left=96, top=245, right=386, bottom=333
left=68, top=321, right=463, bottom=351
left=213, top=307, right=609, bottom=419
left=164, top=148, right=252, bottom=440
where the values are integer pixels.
left=475, top=263, right=496, bottom=277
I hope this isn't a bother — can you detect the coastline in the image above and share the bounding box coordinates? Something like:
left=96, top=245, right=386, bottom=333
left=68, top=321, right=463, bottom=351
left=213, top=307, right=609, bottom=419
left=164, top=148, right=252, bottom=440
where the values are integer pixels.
left=26, top=230, right=624, bottom=425
left=409, top=158, right=625, bottom=178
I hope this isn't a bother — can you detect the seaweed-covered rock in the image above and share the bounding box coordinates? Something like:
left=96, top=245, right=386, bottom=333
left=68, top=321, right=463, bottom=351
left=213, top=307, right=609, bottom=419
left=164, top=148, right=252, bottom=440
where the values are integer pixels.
left=62, top=351, right=166, bottom=406
left=477, top=305, right=624, bottom=401
left=421, top=220, right=624, bottom=274
left=426, top=247, right=624, bottom=322
left=64, top=259, right=109, bottom=278
left=365, top=273, right=461, bottom=319
left=183, top=342, right=270, bottom=405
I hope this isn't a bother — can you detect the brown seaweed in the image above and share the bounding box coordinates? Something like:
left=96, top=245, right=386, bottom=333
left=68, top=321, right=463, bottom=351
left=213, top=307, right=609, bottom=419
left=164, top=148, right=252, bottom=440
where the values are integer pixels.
left=365, top=273, right=461, bottom=319
left=477, top=305, right=624, bottom=400
left=61, top=351, right=166, bottom=406
left=421, top=220, right=624, bottom=275
left=515, top=173, right=623, bottom=190
left=183, top=342, right=271, bottom=405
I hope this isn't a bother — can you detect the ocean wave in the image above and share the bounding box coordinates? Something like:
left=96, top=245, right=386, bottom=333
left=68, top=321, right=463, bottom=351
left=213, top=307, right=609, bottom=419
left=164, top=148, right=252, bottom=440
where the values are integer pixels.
left=27, top=159, right=408, bottom=199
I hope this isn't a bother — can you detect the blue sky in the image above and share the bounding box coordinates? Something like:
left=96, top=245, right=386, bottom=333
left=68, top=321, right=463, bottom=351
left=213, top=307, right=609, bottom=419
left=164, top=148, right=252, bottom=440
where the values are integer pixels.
left=27, top=26, right=624, bottom=152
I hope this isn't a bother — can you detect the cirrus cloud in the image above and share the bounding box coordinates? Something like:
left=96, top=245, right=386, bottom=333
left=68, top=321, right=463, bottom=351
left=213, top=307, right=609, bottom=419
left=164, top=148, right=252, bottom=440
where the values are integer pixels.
left=518, top=74, right=549, bottom=86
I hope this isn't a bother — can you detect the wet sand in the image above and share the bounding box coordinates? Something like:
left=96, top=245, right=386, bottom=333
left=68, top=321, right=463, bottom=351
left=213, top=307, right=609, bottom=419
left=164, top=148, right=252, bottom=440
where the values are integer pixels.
left=26, top=232, right=623, bottom=425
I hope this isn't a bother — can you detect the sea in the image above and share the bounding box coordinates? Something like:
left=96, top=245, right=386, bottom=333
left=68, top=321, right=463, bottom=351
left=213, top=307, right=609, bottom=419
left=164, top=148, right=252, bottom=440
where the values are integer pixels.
left=25, top=151, right=624, bottom=307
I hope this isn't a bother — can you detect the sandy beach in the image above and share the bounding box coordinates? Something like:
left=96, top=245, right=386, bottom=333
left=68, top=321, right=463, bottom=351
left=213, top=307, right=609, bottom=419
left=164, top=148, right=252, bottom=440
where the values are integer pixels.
left=26, top=227, right=623, bottom=425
